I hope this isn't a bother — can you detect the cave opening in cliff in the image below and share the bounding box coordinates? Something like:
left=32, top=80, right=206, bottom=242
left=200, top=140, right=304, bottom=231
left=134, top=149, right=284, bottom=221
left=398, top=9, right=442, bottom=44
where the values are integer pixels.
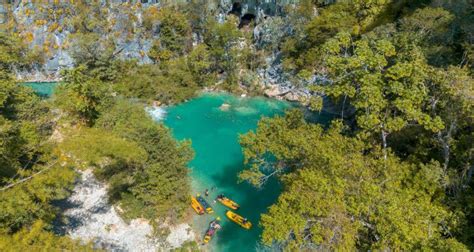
left=239, top=13, right=256, bottom=28
left=228, top=2, right=242, bottom=16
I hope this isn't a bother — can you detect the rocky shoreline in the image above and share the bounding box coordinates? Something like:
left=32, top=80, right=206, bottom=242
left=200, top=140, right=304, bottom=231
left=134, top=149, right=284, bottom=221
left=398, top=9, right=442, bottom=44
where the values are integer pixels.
left=54, top=169, right=195, bottom=251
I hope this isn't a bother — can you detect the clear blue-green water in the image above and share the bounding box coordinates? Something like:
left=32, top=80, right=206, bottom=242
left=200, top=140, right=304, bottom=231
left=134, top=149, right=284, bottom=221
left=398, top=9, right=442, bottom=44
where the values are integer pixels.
left=22, top=82, right=58, bottom=97
left=162, top=92, right=331, bottom=251
left=21, top=81, right=329, bottom=250
left=23, top=79, right=331, bottom=250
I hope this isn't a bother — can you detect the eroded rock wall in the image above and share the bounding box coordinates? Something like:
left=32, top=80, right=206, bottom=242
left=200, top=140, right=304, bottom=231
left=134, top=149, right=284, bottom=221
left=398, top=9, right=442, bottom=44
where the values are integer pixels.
left=8, top=0, right=297, bottom=82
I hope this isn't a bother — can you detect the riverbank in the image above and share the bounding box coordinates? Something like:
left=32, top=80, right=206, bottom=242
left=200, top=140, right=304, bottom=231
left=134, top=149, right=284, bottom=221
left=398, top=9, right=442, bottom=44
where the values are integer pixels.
left=21, top=78, right=312, bottom=108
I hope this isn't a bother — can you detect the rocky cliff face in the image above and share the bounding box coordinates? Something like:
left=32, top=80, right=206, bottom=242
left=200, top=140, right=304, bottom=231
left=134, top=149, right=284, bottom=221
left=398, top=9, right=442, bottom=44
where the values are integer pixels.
left=9, top=0, right=316, bottom=105
left=8, top=0, right=297, bottom=82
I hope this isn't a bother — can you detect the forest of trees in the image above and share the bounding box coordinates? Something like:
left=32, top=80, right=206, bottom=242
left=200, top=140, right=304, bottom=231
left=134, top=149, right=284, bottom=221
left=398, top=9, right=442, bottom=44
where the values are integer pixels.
left=239, top=0, right=474, bottom=250
left=0, top=0, right=473, bottom=251
left=0, top=33, right=93, bottom=250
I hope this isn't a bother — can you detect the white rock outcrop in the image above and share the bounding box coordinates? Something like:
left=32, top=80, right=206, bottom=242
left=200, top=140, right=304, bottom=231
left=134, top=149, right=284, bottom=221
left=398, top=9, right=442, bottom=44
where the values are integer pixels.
left=58, top=169, right=195, bottom=251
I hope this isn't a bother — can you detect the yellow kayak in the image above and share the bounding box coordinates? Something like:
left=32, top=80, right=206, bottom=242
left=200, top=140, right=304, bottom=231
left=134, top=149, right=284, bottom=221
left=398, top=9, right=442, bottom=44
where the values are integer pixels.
left=191, top=196, right=204, bottom=215
left=203, top=234, right=212, bottom=244
left=226, top=210, right=252, bottom=229
left=216, top=195, right=240, bottom=210
left=203, top=218, right=221, bottom=244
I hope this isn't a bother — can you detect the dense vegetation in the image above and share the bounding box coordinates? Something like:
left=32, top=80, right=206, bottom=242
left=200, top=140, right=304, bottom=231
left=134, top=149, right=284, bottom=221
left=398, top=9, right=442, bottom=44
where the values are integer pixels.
left=56, top=96, right=193, bottom=222
left=0, top=3, right=201, bottom=249
left=1, top=0, right=473, bottom=251
left=0, top=33, right=92, bottom=250
left=240, top=0, right=474, bottom=250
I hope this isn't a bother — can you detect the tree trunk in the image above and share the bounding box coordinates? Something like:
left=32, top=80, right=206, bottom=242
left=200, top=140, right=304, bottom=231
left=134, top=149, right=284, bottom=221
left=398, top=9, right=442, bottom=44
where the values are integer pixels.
left=341, top=94, right=347, bottom=119
left=437, top=120, right=456, bottom=176
left=381, top=130, right=388, bottom=160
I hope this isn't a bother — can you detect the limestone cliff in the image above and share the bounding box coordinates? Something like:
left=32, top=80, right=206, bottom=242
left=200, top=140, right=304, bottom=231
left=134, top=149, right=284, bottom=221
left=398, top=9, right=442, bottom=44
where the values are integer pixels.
left=5, top=0, right=297, bottom=83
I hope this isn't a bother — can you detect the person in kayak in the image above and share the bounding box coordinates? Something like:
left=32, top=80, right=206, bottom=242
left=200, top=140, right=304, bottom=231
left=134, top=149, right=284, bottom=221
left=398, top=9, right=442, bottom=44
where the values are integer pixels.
left=203, top=218, right=222, bottom=245
left=210, top=220, right=221, bottom=229
left=243, top=218, right=248, bottom=224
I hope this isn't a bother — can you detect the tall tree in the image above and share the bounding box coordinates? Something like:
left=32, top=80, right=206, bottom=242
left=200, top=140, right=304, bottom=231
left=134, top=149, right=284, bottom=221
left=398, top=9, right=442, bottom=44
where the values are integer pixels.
left=148, top=7, right=192, bottom=62
left=428, top=66, right=474, bottom=180
left=54, top=65, right=112, bottom=125
left=319, top=32, right=443, bottom=157
left=203, top=16, right=242, bottom=87
left=0, top=31, right=87, bottom=249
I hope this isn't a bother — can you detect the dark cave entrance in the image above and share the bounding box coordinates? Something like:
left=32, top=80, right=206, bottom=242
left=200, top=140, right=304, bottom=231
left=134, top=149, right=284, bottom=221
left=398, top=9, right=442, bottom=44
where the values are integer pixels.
left=239, top=13, right=256, bottom=28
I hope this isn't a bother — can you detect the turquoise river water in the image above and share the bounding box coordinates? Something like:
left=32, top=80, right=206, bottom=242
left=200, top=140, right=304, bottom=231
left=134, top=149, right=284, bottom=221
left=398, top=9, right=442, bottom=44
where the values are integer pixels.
left=26, top=82, right=331, bottom=251
left=163, top=93, right=290, bottom=251
left=23, top=82, right=58, bottom=97
left=163, top=93, right=330, bottom=251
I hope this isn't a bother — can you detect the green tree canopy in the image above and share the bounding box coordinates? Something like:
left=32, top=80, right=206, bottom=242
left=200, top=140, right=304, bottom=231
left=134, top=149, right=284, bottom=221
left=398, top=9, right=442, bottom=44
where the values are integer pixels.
left=0, top=220, right=93, bottom=251
left=54, top=65, right=113, bottom=125
left=77, top=100, right=194, bottom=222
left=240, top=110, right=467, bottom=251
left=148, top=7, right=192, bottom=62
left=319, top=32, right=444, bottom=154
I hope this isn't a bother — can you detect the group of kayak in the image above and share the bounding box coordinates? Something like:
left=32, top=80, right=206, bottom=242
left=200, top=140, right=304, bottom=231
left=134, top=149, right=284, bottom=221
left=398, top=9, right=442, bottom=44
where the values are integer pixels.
left=191, top=192, right=252, bottom=244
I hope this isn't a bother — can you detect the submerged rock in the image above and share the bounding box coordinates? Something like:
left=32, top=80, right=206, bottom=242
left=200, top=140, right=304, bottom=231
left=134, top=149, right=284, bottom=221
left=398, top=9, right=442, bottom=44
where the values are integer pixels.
left=219, top=103, right=231, bottom=111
